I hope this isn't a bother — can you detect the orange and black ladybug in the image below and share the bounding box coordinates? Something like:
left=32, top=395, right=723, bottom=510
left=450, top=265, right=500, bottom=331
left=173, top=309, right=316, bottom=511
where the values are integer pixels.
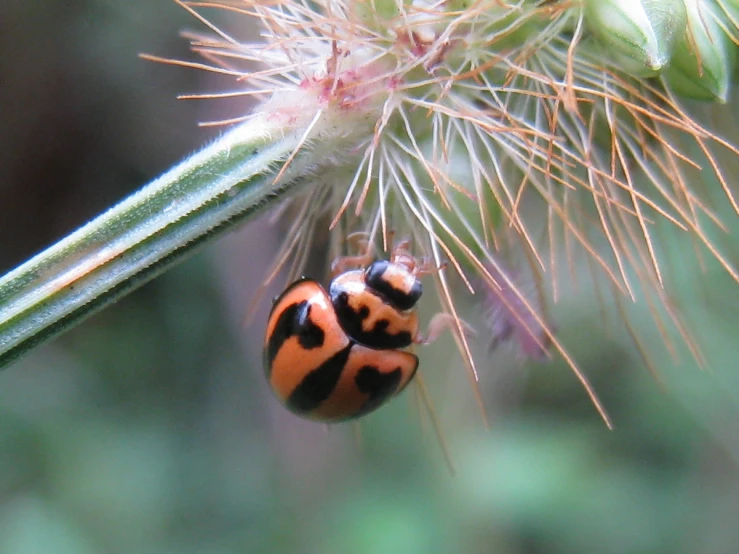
left=263, top=240, right=454, bottom=422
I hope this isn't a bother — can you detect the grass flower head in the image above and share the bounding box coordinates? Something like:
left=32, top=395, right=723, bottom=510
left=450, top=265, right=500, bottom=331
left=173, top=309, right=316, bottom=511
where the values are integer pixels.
left=151, top=0, right=739, bottom=427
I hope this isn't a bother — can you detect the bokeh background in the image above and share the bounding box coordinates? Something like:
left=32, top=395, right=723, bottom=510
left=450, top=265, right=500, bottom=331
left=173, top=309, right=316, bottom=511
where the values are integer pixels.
left=1, top=2, right=739, bottom=553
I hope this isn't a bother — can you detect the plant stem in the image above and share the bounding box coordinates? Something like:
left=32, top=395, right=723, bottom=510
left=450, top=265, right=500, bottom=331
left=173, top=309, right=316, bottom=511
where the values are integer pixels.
left=0, top=121, right=310, bottom=369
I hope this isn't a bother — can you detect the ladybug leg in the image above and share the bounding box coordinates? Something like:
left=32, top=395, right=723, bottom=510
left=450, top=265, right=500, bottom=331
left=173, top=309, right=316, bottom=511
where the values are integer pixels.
left=330, top=237, right=375, bottom=277
left=415, top=313, right=477, bottom=345
left=415, top=258, right=447, bottom=276
left=391, top=237, right=412, bottom=256
left=330, top=250, right=374, bottom=276
left=346, top=231, right=371, bottom=246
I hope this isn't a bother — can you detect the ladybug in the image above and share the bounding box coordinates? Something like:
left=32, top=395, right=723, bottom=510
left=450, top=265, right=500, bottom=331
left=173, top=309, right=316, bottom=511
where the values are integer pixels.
left=263, top=241, right=452, bottom=422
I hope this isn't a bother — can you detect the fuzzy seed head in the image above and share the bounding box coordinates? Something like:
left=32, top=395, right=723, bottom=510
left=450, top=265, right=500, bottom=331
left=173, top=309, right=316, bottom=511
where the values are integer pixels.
left=162, top=0, right=739, bottom=426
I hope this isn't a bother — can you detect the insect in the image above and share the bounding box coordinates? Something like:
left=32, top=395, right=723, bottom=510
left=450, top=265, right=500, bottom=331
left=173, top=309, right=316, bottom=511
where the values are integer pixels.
left=263, top=239, right=460, bottom=422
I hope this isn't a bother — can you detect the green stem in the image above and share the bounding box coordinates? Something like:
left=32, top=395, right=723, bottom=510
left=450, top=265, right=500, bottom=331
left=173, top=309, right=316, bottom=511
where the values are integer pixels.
left=0, top=121, right=310, bottom=369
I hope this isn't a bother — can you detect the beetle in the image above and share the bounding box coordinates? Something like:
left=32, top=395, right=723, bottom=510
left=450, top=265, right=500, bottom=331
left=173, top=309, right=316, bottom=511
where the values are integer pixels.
left=263, top=240, right=458, bottom=422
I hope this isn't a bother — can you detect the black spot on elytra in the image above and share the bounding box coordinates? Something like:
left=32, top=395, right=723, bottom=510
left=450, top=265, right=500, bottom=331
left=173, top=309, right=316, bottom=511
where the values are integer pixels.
left=365, top=260, right=422, bottom=311
left=265, top=300, right=324, bottom=375
left=286, top=344, right=353, bottom=413
left=374, top=319, right=389, bottom=333
left=353, top=365, right=403, bottom=416
left=331, top=291, right=412, bottom=349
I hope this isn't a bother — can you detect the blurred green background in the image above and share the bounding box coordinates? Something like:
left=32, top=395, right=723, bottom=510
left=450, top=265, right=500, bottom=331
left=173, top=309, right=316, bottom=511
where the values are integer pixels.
left=1, top=1, right=739, bottom=553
